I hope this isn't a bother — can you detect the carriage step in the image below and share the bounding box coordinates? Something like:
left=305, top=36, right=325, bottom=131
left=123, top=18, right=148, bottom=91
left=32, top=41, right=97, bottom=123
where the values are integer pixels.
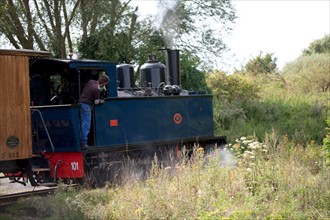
left=32, top=167, right=51, bottom=172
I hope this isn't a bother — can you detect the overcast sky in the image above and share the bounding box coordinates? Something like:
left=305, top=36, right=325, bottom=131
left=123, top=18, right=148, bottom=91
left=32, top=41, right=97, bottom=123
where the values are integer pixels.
left=132, top=0, right=330, bottom=73
left=226, top=0, right=330, bottom=72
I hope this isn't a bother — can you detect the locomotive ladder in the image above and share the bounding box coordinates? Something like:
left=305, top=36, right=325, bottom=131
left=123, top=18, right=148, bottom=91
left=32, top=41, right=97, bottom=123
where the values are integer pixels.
left=29, top=109, right=57, bottom=187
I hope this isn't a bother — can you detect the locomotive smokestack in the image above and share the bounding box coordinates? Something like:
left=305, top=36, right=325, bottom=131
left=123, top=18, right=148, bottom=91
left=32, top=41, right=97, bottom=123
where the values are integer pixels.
left=165, top=49, right=180, bottom=86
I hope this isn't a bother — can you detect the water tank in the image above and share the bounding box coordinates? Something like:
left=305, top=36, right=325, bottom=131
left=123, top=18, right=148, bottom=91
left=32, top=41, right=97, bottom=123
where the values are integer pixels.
left=117, top=63, right=135, bottom=89
left=140, top=55, right=166, bottom=88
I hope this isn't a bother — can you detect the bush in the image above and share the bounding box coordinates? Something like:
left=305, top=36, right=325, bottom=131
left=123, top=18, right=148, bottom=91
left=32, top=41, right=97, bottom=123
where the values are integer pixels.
left=323, top=118, right=330, bottom=167
left=214, top=96, right=327, bottom=145
left=207, top=71, right=260, bottom=102
left=283, top=53, right=330, bottom=93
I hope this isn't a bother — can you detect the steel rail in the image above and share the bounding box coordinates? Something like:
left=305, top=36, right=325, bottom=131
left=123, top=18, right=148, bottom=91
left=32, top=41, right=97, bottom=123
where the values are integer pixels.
left=0, top=188, right=56, bottom=207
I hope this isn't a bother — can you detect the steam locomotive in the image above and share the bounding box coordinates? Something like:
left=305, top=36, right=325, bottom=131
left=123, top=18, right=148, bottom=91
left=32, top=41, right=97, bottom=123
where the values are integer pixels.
left=0, top=49, right=224, bottom=187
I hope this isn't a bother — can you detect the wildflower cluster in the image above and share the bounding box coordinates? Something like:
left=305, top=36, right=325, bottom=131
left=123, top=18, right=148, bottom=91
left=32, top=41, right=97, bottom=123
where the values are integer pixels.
left=225, top=136, right=268, bottom=159
left=224, top=137, right=269, bottom=171
left=240, top=139, right=269, bottom=167
left=225, top=136, right=271, bottom=195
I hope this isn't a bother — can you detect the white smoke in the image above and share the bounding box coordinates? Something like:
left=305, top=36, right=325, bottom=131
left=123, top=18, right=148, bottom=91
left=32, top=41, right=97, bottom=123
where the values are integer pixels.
left=219, top=148, right=236, bottom=168
left=154, top=0, right=179, bottom=28
left=155, top=0, right=179, bottom=48
left=206, top=146, right=237, bottom=168
left=131, top=0, right=179, bottom=48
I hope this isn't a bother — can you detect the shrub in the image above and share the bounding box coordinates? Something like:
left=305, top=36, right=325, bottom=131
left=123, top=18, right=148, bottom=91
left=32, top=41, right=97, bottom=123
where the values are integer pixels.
left=322, top=118, right=330, bottom=167
left=214, top=96, right=327, bottom=145
left=283, top=54, right=330, bottom=93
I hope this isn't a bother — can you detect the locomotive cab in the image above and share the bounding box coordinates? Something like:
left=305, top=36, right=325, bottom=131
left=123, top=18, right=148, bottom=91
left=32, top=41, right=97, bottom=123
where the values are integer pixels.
left=28, top=58, right=117, bottom=148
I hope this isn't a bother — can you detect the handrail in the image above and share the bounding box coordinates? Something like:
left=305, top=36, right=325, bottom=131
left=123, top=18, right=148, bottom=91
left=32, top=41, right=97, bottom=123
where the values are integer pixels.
left=53, top=160, right=62, bottom=182
left=30, top=108, right=55, bottom=156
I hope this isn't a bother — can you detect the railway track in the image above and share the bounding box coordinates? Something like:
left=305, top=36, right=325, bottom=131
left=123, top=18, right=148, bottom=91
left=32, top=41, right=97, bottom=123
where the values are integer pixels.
left=0, top=188, right=57, bottom=207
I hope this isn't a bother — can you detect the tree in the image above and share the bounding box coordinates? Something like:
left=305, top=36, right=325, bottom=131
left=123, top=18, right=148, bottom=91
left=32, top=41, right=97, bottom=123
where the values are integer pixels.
left=78, top=0, right=141, bottom=63
left=0, top=0, right=80, bottom=58
left=77, top=0, right=236, bottom=68
left=245, top=53, right=277, bottom=75
left=76, top=0, right=236, bottom=88
left=207, top=71, right=259, bottom=102
left=206, top=70, right=259, bottom=136
left=0, top=0, right=138, bottom=59
left=0, top=0, right=236, bottom=72
left=242, top=52, right=286, bottom=84
left=303, top=34, right=330, bottom=55
left=158, top=0, right=236, bottom=70
left=283, top=54, right=330, bottom=93
left=282, top=35, right=330, bottom=93
left=179, top=51, right=209, bottom=91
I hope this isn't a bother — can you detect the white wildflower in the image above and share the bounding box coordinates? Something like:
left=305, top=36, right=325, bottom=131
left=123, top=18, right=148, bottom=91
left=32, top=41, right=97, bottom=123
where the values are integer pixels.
left=243, top=140, right=252, bottom=144
left=248, top=145, right=257, bottom=149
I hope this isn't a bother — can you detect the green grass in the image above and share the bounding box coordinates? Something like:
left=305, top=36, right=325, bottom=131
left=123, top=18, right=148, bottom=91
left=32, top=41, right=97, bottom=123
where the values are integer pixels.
left=2, top=133, right=329, bottom=219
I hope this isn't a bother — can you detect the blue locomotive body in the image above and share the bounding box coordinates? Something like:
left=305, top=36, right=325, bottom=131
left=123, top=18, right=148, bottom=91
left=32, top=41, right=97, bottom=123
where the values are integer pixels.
left=32, top=92, right=215, bottom=153
left=94, top=95, right=215, bottom=148
left=31, top=54, right=220, bottom=153
left=1, top=49, right=224, bottom=187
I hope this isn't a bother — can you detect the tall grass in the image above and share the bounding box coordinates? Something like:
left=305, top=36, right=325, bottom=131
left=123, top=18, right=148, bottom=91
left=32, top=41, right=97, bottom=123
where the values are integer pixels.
left=215, top=90, right=329, bottom=145
left=4, top=133, right=329, bottom=219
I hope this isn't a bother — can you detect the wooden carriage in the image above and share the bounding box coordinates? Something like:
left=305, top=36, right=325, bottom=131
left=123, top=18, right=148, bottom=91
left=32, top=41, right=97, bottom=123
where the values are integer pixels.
left=0, top=49, right=50, bottom=162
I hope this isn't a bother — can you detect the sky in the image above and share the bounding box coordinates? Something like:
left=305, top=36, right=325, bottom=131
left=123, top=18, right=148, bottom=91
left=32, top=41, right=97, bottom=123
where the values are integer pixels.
left=131, top=0, right=330, bottom=73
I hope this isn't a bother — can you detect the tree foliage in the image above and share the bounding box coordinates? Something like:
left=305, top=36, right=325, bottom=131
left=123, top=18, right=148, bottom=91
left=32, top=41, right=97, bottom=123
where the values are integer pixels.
left=0, top=0, right=236, bottom=89
left=244, top=53, right=277, bottom=75
left=77, top=0, right=236, bottom=69
left=241, top=52, right=287, bottom=84
left=207, top=71, right=259, bottom=102
left=302, top=34, right=330, bottom=55
left=158, top=0, right=236, bottom=70
left=206, top=71, right=260, bottom=137
left=282, top=35, right=330, bottom=93
left=0, top=0, right=236, bottom=63
left=78, top=0, right=142, bottom=63
left=0, top=0, right=146, bottom=59
left=0, top=0, right=80, bottom=58
left=283, top=54, right=330, bottom=93
left=179, top=52, right=208, bottom=91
